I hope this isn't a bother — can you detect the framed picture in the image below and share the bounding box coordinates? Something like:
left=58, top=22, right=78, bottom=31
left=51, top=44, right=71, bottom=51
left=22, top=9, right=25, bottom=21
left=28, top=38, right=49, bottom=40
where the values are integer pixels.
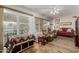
left=60, top=22, right=72, bottom=26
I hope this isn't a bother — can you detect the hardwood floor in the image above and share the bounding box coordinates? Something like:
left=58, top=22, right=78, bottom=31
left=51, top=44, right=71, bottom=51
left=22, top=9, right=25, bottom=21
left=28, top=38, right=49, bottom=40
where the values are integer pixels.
left=22, top=36, right=79, bottom=53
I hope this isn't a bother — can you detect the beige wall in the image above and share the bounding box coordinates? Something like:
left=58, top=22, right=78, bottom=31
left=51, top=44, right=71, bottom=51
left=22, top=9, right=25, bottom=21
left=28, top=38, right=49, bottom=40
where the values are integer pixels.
left=0, top=8, right=4, bottom=51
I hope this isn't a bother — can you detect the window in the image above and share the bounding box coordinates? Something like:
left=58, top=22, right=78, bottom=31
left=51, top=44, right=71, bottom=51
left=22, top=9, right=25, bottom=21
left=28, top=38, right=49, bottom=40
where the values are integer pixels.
left=3, top=9, right=30, bottom=44
left=19, top=15, right=29, bottom=34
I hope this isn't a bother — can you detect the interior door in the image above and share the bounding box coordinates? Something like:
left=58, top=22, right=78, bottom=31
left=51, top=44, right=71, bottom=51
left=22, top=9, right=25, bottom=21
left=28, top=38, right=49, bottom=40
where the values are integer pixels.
left=75, top=17, right=79, bottom=47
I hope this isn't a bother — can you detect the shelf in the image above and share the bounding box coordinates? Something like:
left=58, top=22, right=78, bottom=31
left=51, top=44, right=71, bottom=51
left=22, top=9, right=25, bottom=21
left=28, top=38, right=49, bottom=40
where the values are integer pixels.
left=13, top=39, right=34, bottom=47
left=11, top=39, right=35, bottom=53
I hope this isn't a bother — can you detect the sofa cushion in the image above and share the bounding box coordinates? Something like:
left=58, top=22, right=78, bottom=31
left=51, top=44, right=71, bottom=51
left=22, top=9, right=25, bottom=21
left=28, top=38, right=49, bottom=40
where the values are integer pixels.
left=14, top=37, right=20, bottom=44
left=62, top=28, right=68, bottom=32
left=67, top=28, right=71, bottom=32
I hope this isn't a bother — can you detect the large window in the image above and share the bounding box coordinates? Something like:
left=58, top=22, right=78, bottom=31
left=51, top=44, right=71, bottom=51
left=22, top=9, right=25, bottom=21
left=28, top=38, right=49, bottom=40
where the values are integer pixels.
left=3, top=13, right=17, bottom=37
left=35, top=17, right=50, bottom=32
left=35, top=17, right=40, bottom=32
left=19, top=15, right=29, bottom=34
left=3, top=9, right=29, bottom=44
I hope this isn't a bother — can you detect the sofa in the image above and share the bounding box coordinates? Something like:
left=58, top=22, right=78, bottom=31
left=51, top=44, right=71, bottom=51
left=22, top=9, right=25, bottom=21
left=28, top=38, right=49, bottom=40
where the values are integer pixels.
left=4, top=35, right=35, bottom=53
left=57, top=28, right=74, bottom=37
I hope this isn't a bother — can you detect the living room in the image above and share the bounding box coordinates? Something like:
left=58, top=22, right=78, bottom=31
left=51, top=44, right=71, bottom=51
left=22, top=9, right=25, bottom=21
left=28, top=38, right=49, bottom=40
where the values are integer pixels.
left=0, top=5, right=79, bottom=53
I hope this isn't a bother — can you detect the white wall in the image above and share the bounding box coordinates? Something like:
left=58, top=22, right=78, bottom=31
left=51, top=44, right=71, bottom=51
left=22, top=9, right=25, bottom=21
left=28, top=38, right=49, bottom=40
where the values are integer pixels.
left=60, top=16, right=76, bottom=31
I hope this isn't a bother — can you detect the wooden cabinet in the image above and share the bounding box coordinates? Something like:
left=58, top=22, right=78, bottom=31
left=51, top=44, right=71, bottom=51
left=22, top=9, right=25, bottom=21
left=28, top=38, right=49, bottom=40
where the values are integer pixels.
left=75, top=17, right=79, bottom=47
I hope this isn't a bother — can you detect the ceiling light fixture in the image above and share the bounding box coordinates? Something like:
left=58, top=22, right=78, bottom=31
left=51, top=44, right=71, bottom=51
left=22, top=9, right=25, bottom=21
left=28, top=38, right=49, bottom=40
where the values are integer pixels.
left=50, top=6, right=62, bottom=15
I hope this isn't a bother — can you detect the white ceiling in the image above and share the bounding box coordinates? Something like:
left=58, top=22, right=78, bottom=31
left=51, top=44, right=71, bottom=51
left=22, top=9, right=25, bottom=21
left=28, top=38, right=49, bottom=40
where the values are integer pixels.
left=21, top=5, right=79, bottom=20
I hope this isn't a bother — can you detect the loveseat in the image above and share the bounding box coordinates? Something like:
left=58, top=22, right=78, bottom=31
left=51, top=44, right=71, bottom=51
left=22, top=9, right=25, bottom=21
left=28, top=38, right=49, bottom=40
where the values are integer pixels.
left=57, top=28, right=74, bottom=37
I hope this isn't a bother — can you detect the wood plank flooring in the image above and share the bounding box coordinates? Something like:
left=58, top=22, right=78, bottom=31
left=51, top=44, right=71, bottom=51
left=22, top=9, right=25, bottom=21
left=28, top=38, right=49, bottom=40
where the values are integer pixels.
left=22, top=36, right=79, bottom=53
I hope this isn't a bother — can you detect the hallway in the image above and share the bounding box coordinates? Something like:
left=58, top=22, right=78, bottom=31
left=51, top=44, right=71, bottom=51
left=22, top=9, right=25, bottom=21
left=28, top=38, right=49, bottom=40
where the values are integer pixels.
left=22, top=36, right=79, bottom=53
